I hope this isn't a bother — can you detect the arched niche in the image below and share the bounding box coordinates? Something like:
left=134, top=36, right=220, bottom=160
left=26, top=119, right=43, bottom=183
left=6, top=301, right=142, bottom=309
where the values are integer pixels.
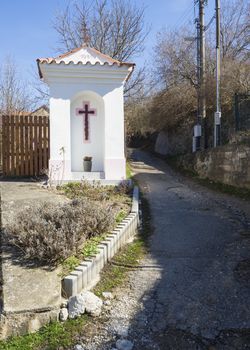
left=70, top=91, right=105, bottom=173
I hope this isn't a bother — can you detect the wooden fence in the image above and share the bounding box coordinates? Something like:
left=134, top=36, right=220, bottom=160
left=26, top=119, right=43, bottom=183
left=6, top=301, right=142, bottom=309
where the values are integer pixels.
left=1, top=115, right=50, bottom=177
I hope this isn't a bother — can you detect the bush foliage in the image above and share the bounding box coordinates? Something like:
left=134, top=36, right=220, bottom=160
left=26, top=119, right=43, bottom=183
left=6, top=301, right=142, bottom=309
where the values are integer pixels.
left=5, top=199, right=115, bottom=265
left=59, top=180, right=132, bottom=202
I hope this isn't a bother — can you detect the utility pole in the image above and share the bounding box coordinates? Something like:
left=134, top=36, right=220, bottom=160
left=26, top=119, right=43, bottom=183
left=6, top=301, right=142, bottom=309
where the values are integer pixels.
left=199, top=0, right=207, bottom=149
left=192, top=18, right=202, bottom=152
left=214, top=0, right=221, bottom=147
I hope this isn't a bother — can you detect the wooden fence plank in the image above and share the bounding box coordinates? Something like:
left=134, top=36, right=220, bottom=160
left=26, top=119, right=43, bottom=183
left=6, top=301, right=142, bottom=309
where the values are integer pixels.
left=15, top=115, right=20, bottom=176
left=6, top=116, right=10, bottom=175
left=20, top=116, right=24, bottom=176
left=29, top=115, right=34, bottom=176
left=38, top=117, right=43, bottom=175
left=1, top=114, right=49, bottom=177
left=10, top=116, right=15, bottom=176
left=2, top=116, right=6, bottom=175
left=24, top=115, right=29, bottom=176
left=34, top=116, right=38, bottom=176
left=42, top=116, right=47, bottom=171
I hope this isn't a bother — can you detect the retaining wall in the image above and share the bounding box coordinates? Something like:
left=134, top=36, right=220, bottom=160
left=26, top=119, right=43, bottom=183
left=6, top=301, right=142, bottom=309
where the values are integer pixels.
left=177, top=141, right=250, bottom=189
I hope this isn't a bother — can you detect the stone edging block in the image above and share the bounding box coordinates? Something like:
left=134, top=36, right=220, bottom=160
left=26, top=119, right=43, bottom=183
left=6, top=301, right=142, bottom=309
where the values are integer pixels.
left=62, top=186, right=140, bottom=298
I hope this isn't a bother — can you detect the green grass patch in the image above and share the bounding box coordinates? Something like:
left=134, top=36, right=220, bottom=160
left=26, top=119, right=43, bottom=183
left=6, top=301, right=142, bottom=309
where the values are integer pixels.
left=60, top=255, right=81, bottom=277
left=94, top=238, right=146, bottom=297
left=94, top=192, right=152, bottom=297
left=115, top=209, right=127, bottom=224
left=81, top=234, right=107, bottom=258
left=126, top=161, right=132, bottom=179
left=0, top=315, right=89, bottom=350
left=60, top=234, right=107, bottom=277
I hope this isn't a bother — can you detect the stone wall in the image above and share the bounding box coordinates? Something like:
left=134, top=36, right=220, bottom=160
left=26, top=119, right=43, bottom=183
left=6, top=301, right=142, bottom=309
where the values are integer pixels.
left=155, top=128, right=192, bottom=156
left=176, top=134, right=250, bottom=189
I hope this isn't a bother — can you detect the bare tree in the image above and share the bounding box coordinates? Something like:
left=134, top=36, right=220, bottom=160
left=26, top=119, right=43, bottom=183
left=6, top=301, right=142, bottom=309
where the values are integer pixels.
left=221, top=0, right=250, bottom=60
left=0, top=57, right=34, bottom=115
left=154, top=29, right=197, bottom=89
left=54, top=0, right=148, bottom=60
left=126, top=0, right=249, bottom=151
left=31, top=64, right=49, bottom=107
left=53, top=0, right=149, bottom=96
left=153, top=0, right=249, bottom=89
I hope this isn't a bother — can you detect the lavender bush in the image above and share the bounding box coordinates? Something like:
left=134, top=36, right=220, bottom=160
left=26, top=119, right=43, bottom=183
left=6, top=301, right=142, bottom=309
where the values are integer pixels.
left=5, top=199, right=115, bottom=265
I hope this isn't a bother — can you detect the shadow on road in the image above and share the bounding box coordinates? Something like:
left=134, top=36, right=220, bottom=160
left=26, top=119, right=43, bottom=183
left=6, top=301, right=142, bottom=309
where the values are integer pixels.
left=105, top=150, right=250, bottom=350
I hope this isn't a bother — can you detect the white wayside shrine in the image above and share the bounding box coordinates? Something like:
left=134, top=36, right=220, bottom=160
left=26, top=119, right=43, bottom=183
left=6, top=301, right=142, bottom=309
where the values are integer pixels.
left=37, top=45, right=134, bottom=182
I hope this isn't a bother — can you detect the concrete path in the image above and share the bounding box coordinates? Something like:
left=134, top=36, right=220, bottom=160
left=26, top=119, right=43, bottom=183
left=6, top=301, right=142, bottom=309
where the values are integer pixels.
left=0, top=181, right=66, bottom=337
left=81, top=150, right=250, bottom=350
left=1, top=181, right=66, bottom=225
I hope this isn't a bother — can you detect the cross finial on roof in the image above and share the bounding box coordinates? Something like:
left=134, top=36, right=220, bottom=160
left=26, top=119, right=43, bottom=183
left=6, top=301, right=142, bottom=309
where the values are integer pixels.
left=82, top=22, right=90, bottom=46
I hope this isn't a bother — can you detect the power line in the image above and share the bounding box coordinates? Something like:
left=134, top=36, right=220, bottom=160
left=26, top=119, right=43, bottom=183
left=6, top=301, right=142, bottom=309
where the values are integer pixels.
left=205, top=14, right=216, bottom=32
left=172, top=2, right=197, bottom=31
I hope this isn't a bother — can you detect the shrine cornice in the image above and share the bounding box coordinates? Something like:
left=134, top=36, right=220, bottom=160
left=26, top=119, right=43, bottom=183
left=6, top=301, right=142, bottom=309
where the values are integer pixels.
left=40, top=63, right=132, bottom=84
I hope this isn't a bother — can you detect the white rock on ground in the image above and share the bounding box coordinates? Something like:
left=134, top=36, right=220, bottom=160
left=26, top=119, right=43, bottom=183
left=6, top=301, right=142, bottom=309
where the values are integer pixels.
left=116, top=339, right=134, bottom=350
left=81, top=291, right=103, bottom=317
left=59, top=307, right=69, bottom=321
left=74, top=345, right=84, bottom=350
left=102, top=291, right=114, bottom=300
left=61, top=300, right=68, bottom=308
left=68, top=295, right=86, bottom=319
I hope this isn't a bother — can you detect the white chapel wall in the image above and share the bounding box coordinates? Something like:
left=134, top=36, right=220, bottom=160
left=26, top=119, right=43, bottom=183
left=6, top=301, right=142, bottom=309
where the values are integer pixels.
left=48, top=76, right=127, bottom=181
left=70, top=91, right=105, bottom=172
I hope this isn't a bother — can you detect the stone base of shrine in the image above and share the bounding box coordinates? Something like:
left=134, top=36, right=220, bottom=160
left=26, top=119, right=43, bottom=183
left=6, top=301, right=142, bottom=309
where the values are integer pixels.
left=71, top=171, right=105, bottom=181
left=49, top=158, right=126, bottom=184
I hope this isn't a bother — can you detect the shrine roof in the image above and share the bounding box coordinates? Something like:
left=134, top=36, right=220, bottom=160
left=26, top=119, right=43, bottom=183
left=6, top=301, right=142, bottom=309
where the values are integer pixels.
left=37, top=45, right=135, bottom=78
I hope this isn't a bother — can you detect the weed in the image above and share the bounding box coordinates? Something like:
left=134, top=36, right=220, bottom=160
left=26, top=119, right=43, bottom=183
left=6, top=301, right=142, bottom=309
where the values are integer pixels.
left=60, top=234, right=108, bottom=277
left=115, top=210, right=127, bottom=224
left=81, top=234, right=107, bottom=259
left=126, top=161, right=133, bottom=179
left=60, top=255, right=81, bottom=277
left=94, top=193, right=152, bottom=297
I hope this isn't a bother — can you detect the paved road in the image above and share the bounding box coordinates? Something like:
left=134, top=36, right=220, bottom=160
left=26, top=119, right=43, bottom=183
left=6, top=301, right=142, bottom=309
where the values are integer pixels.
left=82, top=150, right=250, bottom=350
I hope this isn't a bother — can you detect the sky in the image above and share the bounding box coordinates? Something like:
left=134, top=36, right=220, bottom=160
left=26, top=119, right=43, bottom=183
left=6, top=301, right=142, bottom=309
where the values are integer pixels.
left=0, top=0, right=215, bottom=84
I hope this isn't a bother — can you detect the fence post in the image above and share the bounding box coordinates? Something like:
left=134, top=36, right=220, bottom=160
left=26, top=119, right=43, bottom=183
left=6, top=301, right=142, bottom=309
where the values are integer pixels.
left=234, top=93, right=239, bottom=132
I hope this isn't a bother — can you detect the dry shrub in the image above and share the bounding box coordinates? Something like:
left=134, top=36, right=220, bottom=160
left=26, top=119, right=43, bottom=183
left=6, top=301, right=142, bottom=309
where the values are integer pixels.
left=5, top=199, right=115, bottom=266
left=60, top=180, right=132, bottom=203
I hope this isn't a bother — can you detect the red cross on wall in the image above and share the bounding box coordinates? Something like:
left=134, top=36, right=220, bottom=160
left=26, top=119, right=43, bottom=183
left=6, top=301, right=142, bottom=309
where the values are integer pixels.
left=76, top=102, right=97, bottom=142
